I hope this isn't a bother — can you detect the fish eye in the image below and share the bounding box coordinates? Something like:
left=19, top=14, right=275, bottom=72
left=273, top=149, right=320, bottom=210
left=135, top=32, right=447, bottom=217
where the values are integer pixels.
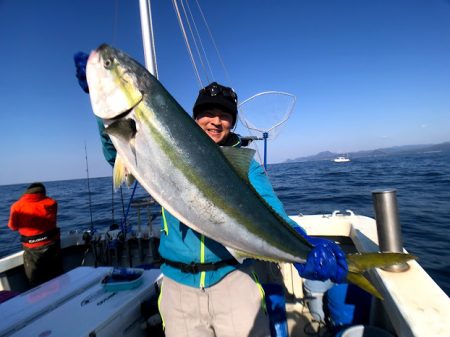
left=104, top=58, right=114, bottom=69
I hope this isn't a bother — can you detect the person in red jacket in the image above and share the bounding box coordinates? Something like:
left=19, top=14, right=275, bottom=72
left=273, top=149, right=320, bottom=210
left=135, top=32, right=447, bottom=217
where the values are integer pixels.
left=8, top=182, right=63, bottom=287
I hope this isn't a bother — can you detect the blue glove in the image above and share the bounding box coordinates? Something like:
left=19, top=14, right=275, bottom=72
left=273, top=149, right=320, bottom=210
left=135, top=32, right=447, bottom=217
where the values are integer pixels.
left=294, top=227, right=348, bottom=283
left=74, top=52, right=89, bottom=93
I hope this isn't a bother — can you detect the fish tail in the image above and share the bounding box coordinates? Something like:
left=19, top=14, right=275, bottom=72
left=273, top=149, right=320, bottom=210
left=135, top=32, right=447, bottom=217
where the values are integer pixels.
left=345, top=252, right=417, bottom=299
left=346, top=272, right=383, bottom=299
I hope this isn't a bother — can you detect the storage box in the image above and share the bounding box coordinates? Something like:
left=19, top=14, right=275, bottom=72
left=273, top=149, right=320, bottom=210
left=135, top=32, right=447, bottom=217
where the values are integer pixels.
left=1, top=267, right=109, bottom=336
left=1, top=266, right=161, bottom=337
left=102, top=268, right=145, bottom=292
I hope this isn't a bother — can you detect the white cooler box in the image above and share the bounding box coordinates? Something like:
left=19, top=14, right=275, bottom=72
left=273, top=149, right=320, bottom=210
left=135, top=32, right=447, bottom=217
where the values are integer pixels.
left=0, top=266, right=161, bottom=337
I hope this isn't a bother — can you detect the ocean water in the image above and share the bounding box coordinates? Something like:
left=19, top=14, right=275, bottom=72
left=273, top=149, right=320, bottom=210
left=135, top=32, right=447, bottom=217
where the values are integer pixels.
left=1, top=151, right=449, bottom=296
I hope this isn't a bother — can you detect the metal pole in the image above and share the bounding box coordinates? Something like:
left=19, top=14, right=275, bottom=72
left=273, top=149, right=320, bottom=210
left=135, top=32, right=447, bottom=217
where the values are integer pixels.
left=263, top=132, right=268, bottom=170
left=139, top=0, right=158, bottom=78
left=372, top=189, right=409, bottom=272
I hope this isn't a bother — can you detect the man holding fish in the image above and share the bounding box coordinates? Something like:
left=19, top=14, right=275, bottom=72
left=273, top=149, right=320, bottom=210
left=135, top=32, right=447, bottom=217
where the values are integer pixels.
left=74, top=46, right=412, bottom=337
left=156, top=82, right=347, bottom=336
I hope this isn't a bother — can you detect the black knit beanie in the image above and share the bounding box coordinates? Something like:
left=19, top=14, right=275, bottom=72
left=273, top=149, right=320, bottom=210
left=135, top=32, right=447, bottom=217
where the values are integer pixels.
left=193, top=82, right=238, bottom=126
left=25, top=182, right=46, bottom=195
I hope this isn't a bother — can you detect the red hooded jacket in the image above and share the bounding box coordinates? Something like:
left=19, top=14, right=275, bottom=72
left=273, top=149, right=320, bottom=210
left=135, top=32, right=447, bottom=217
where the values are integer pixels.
left=8, top=193, right=59, bottom=248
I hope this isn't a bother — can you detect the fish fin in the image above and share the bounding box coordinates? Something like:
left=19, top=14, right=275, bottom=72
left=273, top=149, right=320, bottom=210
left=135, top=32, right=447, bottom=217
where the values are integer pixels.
left=105, top=118, right=137, bottom=142
left=225, top=246, right=284, bottom=264
left=113, top=154, right=135, bottom=190
left=106, top=118, right=138, bottom=164
left=346, top=252, right=416, bottom=273
left=346, top=272, right=383, bottom=299
left=125, top=172, right=136, bottom=187
left=225, top=246, right=249, bottom=264
left=130, top=137, right=137, bottom=164
left=220, top=147, right=256, bottom=181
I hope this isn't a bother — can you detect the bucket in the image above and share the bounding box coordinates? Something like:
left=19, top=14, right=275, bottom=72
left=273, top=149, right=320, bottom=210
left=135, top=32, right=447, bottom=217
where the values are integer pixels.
left=326, top=283, right=371, bottom=328
left=335, top=325, right=395, bottom=337
left=303, top=279, right=334, bottom=321
left=262, top=283, right=288, bottom=337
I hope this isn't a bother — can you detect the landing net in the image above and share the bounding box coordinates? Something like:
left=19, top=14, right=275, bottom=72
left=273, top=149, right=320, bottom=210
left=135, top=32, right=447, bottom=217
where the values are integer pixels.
left=237, top=91, right=296, bottom=168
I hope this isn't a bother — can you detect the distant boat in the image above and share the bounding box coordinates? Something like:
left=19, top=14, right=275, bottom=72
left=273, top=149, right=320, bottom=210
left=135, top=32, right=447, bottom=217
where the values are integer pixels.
left=334, top=155, right=350, bottom=163
left=422, top=150, right=442, bottom=154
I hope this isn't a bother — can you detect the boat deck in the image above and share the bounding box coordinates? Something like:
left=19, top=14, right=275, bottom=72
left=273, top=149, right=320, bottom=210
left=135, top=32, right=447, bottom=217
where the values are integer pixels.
left=1, top=213, right=449, bottom=336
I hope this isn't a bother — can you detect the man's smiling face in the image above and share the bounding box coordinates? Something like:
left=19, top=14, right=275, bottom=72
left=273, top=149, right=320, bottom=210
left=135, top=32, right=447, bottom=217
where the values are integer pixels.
left=195, top=107, right=233, bottom=145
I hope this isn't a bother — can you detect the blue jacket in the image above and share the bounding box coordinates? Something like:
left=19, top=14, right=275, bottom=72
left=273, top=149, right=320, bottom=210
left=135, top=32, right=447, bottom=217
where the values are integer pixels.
left=158, top=133, right=302, bottom=288
left=96, top=117, right=117, bottom=167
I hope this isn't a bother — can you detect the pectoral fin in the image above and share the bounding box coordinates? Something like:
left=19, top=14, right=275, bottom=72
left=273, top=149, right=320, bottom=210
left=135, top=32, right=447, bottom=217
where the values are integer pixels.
left=106, top=118, right=138, bottom=162
left=105, top=118, right=137, bottom=143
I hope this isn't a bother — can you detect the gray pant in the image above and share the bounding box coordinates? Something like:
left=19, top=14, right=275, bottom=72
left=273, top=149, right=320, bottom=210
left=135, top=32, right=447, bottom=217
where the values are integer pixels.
left=159, top=267, right=271, bottom=337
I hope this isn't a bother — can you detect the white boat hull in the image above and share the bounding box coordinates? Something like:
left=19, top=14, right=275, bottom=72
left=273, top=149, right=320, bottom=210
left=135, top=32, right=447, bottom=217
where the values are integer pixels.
left=1, top=212, right=449, bottom=337
left=334, top=156, right=350, bottom=163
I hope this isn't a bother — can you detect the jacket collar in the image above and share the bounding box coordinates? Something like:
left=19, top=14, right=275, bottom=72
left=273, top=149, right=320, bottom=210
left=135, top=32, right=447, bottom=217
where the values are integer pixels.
left=221, top=132, right=242, bottom=148
left=21, top=193, right=46, bottom=201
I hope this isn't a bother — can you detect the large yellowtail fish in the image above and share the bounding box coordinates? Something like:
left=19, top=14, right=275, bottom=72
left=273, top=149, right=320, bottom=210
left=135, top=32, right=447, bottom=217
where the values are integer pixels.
left=86, top=44, right=415, bottom=298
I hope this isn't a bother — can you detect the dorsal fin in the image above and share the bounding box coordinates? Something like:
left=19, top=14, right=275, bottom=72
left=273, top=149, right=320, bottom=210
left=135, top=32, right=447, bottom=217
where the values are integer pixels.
left=220, top=147, right=256, bottom=181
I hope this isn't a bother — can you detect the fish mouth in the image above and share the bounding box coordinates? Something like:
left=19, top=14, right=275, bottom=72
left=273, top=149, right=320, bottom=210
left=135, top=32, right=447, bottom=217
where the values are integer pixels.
left=104, top=95, right=143, bottom=122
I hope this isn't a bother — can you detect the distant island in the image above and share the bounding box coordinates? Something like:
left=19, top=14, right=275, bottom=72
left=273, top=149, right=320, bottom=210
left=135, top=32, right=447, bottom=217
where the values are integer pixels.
left=285, top=141, right=450, bottom=163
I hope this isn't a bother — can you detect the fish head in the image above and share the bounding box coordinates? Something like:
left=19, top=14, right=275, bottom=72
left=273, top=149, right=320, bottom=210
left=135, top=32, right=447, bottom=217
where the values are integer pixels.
left=86, top=44, right=143, bottom=120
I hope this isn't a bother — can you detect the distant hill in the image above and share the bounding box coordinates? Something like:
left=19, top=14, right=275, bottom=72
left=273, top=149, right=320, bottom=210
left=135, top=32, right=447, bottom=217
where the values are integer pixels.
left=285, top=141, right=450, bottom=163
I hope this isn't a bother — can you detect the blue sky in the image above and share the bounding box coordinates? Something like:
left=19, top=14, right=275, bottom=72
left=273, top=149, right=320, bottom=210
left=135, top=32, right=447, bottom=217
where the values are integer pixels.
left=1, top=0, right=449, bottom=185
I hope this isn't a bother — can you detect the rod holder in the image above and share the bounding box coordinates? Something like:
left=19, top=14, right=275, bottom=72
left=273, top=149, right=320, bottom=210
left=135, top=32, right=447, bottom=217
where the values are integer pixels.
left=372, top=189, right=409, bottom=272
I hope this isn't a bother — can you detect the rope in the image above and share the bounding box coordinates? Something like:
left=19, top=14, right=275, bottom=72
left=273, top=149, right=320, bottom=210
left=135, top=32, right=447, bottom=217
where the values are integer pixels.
left=84, top=143, right=95, bottom=232
left=172, top=0, right=233, bottom=89
left=120, top=186, right=126, bottom=220
left=194, top=0, right=232, bottom=85
left=111, top=172, right=115, bottom=226
left=172, top=0, right=203, bottom=87
left=181, top=0, right=212, bottom=83
left=120, top=181, right=139, bottom=233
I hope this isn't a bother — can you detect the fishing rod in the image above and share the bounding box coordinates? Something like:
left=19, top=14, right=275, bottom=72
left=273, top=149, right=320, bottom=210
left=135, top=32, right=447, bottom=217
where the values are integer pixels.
left=84, top=142, right=99, bottom=267
left=84, top=143, right=95, bottom=231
